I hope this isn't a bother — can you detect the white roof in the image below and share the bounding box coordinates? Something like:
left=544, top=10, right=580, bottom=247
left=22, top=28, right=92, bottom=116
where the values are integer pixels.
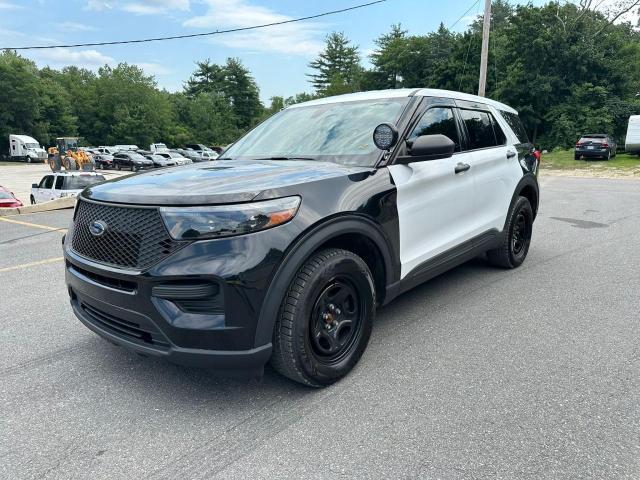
left=288, top=88, right=518, bottom=114
left=10, top=134, right=40, bottom=143
left=51, top=171, right=103, bottom=177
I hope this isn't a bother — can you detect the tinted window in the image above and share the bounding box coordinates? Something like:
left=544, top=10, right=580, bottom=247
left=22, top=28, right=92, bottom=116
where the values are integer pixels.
left=491, top=115, right=507, bottom=145
left=54, top=176, right=64, bottom=189
left=408, top=107, right=461, bottom=152
left=501, top=111, right=529, bottom=144
left=460, top=110, right=497, bottom=149
left=41, top=176, right=54, bottom=189
left=64, top=175, right=106, bottom=190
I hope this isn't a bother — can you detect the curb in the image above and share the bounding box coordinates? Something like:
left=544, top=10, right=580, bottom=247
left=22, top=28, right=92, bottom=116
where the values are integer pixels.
left=0, top=196, right=76, bottom=217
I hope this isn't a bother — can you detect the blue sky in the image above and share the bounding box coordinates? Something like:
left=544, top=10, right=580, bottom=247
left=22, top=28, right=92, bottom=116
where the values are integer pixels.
left=1, top=0, right=557, bottom=101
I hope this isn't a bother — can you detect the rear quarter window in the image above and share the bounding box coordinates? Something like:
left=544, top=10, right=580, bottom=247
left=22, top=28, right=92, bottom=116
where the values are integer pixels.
left=500, top=111, right=529, bottom=144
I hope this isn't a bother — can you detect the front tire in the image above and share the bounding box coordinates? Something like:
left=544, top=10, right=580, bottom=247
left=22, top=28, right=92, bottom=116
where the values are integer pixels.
left=30, top=195, right=35, bottom=205
left=487, top=196, right=533, bottom=269
left=271, top=248, right=375, bottom=387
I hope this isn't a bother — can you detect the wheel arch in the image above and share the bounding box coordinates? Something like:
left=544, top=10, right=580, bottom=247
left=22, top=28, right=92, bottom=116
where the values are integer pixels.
left=513, top=174, right=539, bottom=220
left=253, top=214, right=397, bottom=347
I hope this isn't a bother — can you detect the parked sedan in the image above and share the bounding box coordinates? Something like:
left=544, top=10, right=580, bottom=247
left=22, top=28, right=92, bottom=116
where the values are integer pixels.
left=575, top=134, right=617, bottom=160
left=144, top=154, right=176, bottom=168
left=94, top=154, right=115, bottom=169
left=0, top=186, right=23, bottom=208
left=113, top=152, right=154, bottom=172
left=161, top=151, right=192, bottom=165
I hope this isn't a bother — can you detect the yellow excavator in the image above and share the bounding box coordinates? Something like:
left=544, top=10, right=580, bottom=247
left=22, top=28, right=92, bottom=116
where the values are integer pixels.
left=48, top=137, right=94, bottom=171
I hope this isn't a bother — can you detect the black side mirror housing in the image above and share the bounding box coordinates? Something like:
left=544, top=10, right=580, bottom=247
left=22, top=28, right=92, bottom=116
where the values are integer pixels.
left=32, top=183, right=38, bottom=188
left=396, top=134, right=455, bottom=165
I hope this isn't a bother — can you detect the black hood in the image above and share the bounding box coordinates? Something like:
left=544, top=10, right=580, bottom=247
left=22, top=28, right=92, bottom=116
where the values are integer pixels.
left=82, top=160, right=373, bottom=205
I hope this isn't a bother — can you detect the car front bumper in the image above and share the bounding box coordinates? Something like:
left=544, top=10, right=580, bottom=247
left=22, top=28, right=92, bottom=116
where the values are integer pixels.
left=63, top=215, right=301, bottom=371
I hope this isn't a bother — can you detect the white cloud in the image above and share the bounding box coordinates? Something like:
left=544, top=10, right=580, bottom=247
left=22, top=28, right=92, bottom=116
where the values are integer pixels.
left=0, top=1, right=23, bottom=9
left=137, top=62, right=173, bottom=75
left=57, top=22, right=98, bottom=32
left=84, top=0, right=113, bottom=11
left=183, top=0, right=325, bottom=56
left=86, top=0, right=189, bottom=14
left=34, top=48, right=114, bottom=69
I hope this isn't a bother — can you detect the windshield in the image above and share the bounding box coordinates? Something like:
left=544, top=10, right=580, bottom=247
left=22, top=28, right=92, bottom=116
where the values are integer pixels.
left=65, top=175, right=106, bottom=190
left=25, top=143, right=39, bottom=149
left=129, top=153, right=146, bottom=161
left=222, top=97, right=409, bottom=167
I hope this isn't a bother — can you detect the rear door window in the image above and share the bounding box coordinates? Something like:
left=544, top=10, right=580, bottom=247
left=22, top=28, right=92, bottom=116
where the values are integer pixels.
left=54, top=176, right=64, bottom=190
left=408, top=107, right=461, bottom=152
left=460, top=110, right=497, bottom=149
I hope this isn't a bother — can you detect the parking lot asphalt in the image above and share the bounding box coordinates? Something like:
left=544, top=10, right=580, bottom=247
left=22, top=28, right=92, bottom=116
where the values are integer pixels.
left=1, top=176, right=639, bottom=479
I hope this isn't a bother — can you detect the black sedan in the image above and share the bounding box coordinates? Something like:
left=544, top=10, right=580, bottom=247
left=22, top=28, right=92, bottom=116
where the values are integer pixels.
left=94, top=154, right=115, bottom=169
left=113, top=152, right=154, bottom=172
left=575, top=134, right=617, bottom=160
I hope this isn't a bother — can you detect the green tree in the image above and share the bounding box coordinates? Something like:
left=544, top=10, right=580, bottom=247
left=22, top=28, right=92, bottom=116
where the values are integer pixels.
left=0, top=51, right=42, bottom=151
left=308, top=32, right=362, bottom=94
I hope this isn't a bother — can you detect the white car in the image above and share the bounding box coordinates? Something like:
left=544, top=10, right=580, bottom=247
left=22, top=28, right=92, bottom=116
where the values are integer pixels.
left=158, top=151, right=192, bottom=165
left=30, top=172, right=106, bottom=204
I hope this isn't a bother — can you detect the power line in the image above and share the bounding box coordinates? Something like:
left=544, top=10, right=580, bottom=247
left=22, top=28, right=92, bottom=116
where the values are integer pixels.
left=2, top=0, right=387, bottom=51
left=448, top=0, right=481, bottom=30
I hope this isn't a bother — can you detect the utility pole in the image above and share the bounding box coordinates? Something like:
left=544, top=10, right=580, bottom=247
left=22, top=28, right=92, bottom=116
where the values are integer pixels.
left=478, top=0, right=491, bottom=97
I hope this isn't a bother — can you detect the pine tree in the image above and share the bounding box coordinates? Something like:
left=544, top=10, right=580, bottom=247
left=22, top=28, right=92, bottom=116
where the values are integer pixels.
left=308, top=32, right=362, bottom=94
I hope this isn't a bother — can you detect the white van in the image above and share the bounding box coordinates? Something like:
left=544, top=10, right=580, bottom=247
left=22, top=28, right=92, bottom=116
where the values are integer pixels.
left=30, top=172, right=106, bottom=204
left=114, top=145, right=139, bottom=152
left=150, top=143, right=169, bottom=153
left=8, top=134, right=47, bottom=163
left=625, top=116, right=640, bottom=155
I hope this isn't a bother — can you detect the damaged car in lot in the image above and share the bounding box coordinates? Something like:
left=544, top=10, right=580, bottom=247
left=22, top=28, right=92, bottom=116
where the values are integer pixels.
left=63, top=88, right=539, bottom=387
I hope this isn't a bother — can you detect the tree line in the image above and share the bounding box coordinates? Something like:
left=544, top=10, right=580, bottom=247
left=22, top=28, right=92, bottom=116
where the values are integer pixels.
left=1, top=1, right=639, bottom=153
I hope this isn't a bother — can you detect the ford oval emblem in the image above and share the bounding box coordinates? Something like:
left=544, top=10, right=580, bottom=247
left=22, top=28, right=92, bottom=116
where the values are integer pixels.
left=89, top=221, right=107, bottom=237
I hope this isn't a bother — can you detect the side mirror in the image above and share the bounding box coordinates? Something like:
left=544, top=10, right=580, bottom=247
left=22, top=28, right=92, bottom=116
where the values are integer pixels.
left=32, top=183, right=38, bottom=188
left=397, top=134, right=455, bottom=164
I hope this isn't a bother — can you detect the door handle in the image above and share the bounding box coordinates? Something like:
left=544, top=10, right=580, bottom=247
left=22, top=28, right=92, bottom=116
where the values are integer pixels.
left=454, top=162, right=471, bottom=174
left=506, top=151, right=517, bottom=159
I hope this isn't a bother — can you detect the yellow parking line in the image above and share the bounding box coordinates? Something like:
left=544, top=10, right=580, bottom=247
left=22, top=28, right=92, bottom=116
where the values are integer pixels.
left=0, top=217, right=67, bottom=232
left=0, top=257, right=64, bottom=273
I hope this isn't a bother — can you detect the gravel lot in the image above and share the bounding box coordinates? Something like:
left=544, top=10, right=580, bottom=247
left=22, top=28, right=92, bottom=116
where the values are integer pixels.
left=1, top=176, right=639, bottom=479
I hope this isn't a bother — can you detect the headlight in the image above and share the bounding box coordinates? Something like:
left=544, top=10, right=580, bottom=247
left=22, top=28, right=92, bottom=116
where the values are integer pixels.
left=159, top=196, right=301, bottom=240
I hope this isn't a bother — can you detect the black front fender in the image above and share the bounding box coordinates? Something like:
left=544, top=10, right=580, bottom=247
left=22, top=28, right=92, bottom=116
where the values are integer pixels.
left=253, top=214, right=397, bottom=347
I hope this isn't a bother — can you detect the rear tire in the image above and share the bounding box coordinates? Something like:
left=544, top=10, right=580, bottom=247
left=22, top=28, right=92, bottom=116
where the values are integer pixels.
left=574, top=153, right=580, bottom=160
left=606, top=150, right=611, bottom=161
left=487, top=196, right=533, bottom=269
left=271, top=248, right=375, bottom=387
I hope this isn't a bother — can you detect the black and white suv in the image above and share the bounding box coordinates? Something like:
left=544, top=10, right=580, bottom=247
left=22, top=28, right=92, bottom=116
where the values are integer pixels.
left=63, top=88, right=539, bottom=387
